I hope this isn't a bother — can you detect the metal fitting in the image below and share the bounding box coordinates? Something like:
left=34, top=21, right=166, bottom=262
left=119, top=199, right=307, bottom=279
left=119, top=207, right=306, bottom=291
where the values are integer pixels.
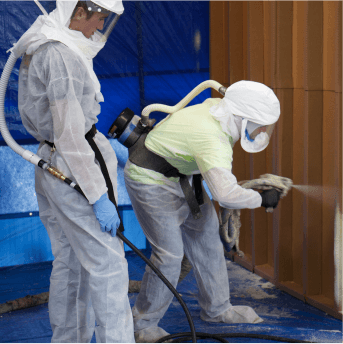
left=218, top=86, right=227, bottom=96
left=47, top=166, right=66, bottom=181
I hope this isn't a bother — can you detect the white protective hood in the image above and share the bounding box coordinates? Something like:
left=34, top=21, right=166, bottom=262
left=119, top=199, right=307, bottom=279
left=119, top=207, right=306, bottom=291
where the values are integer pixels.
left=11, top=0, right=123, bottom=103
left=210, top=80, right=280, bottom=153
left=91, top=0, right=124, bottom=13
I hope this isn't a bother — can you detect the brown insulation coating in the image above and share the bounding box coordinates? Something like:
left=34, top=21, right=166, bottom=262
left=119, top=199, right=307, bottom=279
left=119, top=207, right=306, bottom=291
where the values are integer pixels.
left=210, top=0, right=342, bottom=320
left=0, top=280, right=143, bottom=314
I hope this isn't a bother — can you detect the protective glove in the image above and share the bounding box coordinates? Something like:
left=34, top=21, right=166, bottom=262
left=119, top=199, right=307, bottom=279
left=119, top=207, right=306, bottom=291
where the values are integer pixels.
left=92, top=193, right=120, bottom=237
left=260, top=189, right=281, bottom=209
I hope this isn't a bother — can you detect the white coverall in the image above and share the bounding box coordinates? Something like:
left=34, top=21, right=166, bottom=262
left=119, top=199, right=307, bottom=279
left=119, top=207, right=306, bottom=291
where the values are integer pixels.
left=18, top=41, right=134, bottom=343
left=124, top=98, right=264, bottom=343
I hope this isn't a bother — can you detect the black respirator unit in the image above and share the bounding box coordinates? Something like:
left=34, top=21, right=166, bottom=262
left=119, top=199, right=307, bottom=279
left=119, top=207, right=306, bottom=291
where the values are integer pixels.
left=107, top=108, right=155, bottom=148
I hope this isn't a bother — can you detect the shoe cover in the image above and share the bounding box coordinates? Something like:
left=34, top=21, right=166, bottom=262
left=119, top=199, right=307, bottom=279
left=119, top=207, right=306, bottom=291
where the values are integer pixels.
left=134, top=327, right=170, bottom=343
left=200, top=306, right=263, bottom=324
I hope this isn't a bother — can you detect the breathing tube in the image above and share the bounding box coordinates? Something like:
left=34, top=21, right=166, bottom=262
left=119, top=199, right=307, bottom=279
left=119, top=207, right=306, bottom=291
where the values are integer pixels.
left=0, top=52, right=88, bottom=198
left=0, top=7, right=313, bottom=344
left=140, top=80, right=227, bottom=126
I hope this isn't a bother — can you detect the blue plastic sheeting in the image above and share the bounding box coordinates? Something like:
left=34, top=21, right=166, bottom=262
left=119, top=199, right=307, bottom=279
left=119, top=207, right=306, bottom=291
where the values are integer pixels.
left=0, top=254, right=342, bottom=343
left=0, top=207, right=146, bottom=268
left=139, top=2, right=209, bottom=73
left=0, top=0, right=211, bottom=268
left=0, top=144, right=38, bottom=215
left=144, top=72, right=211, bottom=121
left=0, top=1, right=210, bottom=144
left=0, top=140, right=131, bottom=215
left=0, top=215, right=54, bottom=268
left=97, top=77, right=141, bottom=135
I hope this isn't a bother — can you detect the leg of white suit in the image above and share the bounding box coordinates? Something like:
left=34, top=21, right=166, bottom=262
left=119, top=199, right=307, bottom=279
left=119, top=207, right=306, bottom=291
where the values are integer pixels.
left=180, top=191, right=233, bottom=319
left=37, top=191, right=94, bottom=343
left=36, top=144, right=134, bottom=343
left=125, top=179, right=187, bottom=331
left=124, top=175, right=232, bottom=332
left=78, top=265, right=96, bottom=342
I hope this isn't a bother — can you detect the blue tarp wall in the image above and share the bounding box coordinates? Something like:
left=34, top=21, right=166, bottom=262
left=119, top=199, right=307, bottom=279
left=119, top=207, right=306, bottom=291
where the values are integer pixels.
left=0, top=1, right=210, bottom=268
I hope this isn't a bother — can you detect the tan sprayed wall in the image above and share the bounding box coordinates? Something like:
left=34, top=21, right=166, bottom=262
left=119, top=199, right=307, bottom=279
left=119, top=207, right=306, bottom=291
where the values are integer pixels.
left=210, top=1, right=342, bottom=319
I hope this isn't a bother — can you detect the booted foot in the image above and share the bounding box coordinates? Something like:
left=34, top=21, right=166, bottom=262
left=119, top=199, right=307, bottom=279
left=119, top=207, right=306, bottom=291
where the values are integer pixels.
left=201, top=306, right=263, bottom=324
left=134, top=327, right=170, bottom=343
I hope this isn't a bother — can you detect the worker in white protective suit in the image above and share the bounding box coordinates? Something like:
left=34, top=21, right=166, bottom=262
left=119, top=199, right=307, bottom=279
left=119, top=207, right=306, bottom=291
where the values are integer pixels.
left=124, top=80, right=281, bottom=343
left=15, top=1, right=134, bottom=342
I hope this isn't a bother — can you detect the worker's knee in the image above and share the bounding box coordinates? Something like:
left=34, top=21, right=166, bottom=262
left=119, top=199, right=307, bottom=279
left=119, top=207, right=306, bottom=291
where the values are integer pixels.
left=148, top=249, right=184, bottom=276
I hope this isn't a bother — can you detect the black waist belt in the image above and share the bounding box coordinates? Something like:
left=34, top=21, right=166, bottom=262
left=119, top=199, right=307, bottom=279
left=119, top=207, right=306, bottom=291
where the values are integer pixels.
left=45, top=124, right=98, bottom=149
left=128, top=132, right=204, bottom=220
left=45, top=124, right=124, bottom=232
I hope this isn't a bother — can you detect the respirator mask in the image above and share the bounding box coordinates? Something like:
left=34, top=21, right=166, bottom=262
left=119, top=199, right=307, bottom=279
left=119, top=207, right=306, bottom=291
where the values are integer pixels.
left=211, top=80, right=281, bottom=153
left=241, top=119, right=277, bottom=153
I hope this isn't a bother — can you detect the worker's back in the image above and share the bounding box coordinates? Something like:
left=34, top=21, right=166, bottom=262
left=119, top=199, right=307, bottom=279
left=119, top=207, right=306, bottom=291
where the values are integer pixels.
left=145, top=98, right=233, bottom=175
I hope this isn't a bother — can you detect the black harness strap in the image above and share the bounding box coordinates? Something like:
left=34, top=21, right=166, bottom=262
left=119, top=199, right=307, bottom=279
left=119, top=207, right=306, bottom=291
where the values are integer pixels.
left=129, top=132, right=180, bottom=178
left=85, top=125, right=124, bottom=232
left=193, top=174, right=204, bottom=206
left=179, top=175, right=203, bottom=220
left=46, top=125, right=124, bottom=232
left=128, top=132, right=204, bottom=220
left=45, top=140, right=54, bottom=148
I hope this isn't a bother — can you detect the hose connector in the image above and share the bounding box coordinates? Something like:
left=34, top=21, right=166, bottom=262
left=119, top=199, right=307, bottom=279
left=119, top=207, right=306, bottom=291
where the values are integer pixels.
left=218, top=86, right=227, bottom=96
left=46, top=166, right=66, bottom=181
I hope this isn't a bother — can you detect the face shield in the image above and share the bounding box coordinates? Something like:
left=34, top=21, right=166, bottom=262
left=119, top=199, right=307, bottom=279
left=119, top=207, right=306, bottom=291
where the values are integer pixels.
left=240, top=119, right=277, bottom=153
left=218, top=80, right=280, bottom=153
left=85, top=0, right=123, bottom=41
left=245, top=121, right=276, bottom=141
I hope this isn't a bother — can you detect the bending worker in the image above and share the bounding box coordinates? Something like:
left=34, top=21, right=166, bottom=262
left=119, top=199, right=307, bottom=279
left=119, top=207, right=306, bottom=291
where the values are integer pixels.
left=124, top=80, right=281, bottom=343
left=16, top=1, right=134, bottom=342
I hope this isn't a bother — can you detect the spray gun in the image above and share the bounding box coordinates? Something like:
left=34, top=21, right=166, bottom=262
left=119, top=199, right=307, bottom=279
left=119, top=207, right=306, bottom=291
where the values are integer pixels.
left=237, top=174, right=293, bottom=212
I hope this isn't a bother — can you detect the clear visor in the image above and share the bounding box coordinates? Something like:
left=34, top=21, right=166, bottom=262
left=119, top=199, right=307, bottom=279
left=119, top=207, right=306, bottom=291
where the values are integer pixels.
left=98, top=12, right=121, bottom=40
left=246, top=121, right=276, bottom=140
left=84, top=0, right=121, bottom=40
left=93, top=12, right=121, bottom=41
